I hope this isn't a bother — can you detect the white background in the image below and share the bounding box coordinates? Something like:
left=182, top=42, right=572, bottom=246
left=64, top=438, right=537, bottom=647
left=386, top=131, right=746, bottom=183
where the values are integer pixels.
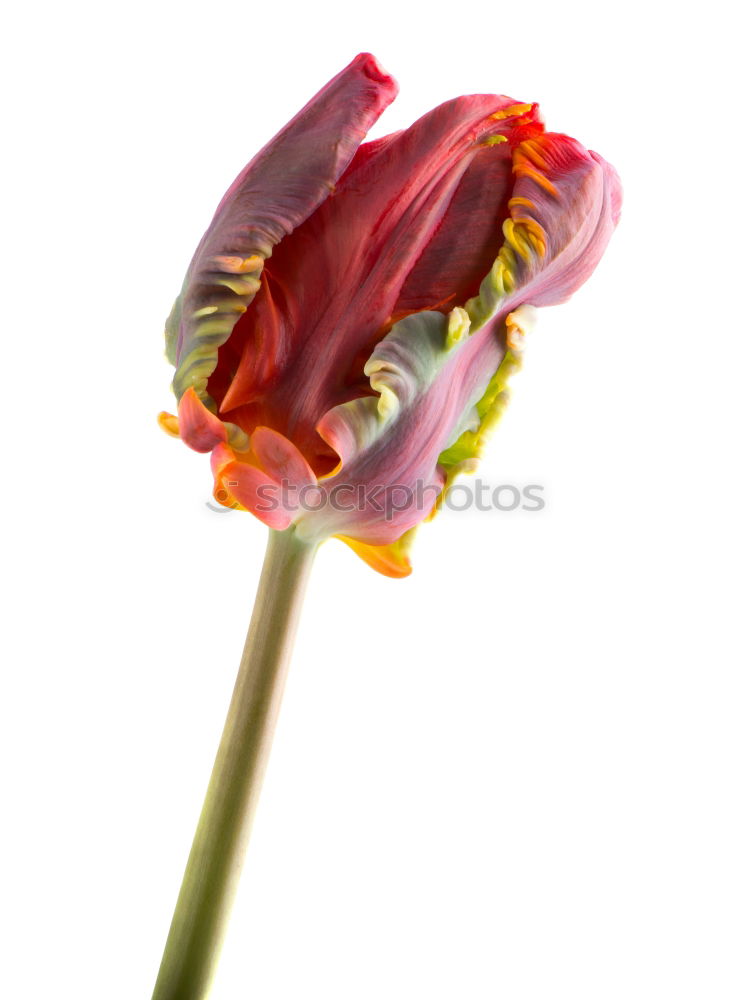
left=2, top=1, right=748, bottom=998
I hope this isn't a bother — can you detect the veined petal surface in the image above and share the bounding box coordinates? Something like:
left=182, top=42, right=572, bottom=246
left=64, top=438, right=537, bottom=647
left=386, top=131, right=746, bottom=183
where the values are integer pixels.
left=162, top=55, right=621, bottom=577
left=212, top=98, right=544, bottom=472
left=166, top=53, right=398, bottom=404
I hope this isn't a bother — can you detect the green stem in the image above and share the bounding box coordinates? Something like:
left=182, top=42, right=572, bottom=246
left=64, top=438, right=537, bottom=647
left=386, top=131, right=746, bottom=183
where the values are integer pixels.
left=151, top=526, right=318, bottom=1000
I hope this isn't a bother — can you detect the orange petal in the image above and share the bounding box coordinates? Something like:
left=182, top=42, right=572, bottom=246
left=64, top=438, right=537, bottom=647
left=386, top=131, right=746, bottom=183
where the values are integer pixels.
left=178, top=387, right=227, bottom=452
left=336, top=533, right=414, bottom=578
left=250, top=426, right=317, bottom=487
left=157, top=411, right=180, bottom=437
left=215, top=458, right=293, bottom=530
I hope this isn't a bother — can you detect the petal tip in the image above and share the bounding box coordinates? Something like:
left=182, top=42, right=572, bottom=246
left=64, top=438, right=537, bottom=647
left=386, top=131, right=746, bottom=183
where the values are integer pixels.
left=356, top=52, right=395, bottom=87
left=336, top=533, right=414, bottom=579
left=157, top=411, right=180, bottom=437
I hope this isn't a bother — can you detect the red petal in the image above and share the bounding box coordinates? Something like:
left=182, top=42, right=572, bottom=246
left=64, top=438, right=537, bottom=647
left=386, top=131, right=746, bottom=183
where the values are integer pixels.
left=216, top=97, right=541, bottom=469
left=169, top=53, right=398, bottom=402
left=392, top=143, right=515, bottom=315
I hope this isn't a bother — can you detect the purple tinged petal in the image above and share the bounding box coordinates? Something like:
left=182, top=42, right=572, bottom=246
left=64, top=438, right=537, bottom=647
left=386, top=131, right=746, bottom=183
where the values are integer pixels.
left=299, top=307, right=498, bottom=545
left=299, top=132, right=621, bottom=548
left=164, top=55, right=621, bottom=576
left=498, top=133, right=621, bottom=310
left=166, top=53, right=398, bottom=403
left=214, top=97, right=543, bottom=469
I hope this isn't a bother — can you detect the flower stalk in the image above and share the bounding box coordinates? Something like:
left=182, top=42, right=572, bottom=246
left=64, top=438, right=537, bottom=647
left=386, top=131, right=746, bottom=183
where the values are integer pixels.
left=151, top=527, right=318, bottom=1000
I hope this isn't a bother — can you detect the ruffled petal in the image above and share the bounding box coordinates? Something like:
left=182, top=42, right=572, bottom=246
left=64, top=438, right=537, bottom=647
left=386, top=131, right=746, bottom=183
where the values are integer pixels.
left=299, top=125, right=621, bottom=548
left=166, top=53, right=398, bottom=404
left=209, top=428, right=318, bottom=529
left=163, top=59, right=621, bottom=579
left=437, top=306, right=534, bottom=471
left=292, top=306, right=504, bottom=545
left=214, top=460, right=294, bottom=530
left=464, top=132, right=622, bottom=324
left=215, top=98, right=543, bottom=469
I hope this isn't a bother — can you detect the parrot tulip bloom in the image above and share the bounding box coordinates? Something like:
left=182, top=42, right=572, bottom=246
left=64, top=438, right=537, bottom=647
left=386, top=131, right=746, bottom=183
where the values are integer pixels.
left=161, top=53, right=621, bottom=575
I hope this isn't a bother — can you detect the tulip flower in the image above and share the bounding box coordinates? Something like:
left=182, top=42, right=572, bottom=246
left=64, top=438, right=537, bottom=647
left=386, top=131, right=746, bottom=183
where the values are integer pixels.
left=153, top=53, right=620, bottom=1000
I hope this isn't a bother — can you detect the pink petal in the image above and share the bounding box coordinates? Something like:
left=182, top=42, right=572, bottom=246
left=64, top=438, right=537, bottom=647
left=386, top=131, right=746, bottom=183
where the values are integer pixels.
left=177, top=387, right=228, bottom=452
left=305, top=127, right=622, bottom=546
left=306, top=309, right=488, bottom=545
left=216, top=98, right=542, bottom=470
left=167, top=53, right=398, bottom=403
left=209, top=429, right=319, bottom=530
left=502, top=133, right=622, bottom=309
left=216, top=461, right=294, bottom=530
left=250, top=426, right=317, bottom=488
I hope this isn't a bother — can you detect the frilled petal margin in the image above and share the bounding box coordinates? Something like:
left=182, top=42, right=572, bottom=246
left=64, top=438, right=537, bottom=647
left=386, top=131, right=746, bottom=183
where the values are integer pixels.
left=203, top=300, right=532, bottom=575
left=213, top=98, right=543, bottom=469
left=171, top=131, right=619, bottom=577
left=165, top=53, right=398, bottom=405
left=210, top=433, right=318, bottom=533
left=161, top=80, right=621, bottom=577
